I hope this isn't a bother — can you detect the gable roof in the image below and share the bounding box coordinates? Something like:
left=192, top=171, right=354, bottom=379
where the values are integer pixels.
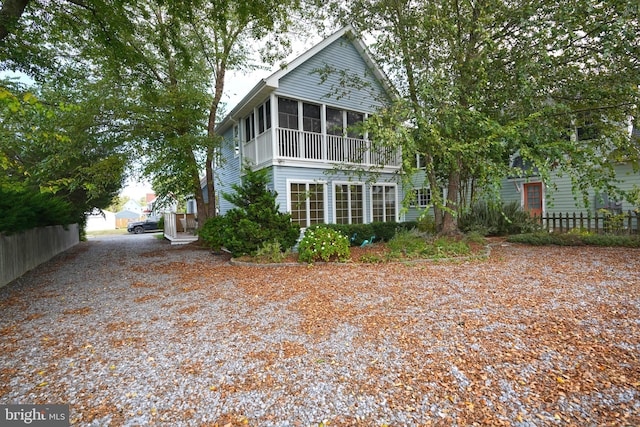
left=216, top=25, right=395, bottom=134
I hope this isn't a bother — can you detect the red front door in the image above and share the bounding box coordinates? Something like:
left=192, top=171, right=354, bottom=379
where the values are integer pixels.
left=524, top=182, right=543, bottom=217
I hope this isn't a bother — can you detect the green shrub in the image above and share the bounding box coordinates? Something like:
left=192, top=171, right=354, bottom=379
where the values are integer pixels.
left=370, top=221, right=399, bottom=242
left=310, top=221, right=420, bottom=246
left=463, top=231, right=487, bottom=245
left=507, top=232, right=578, bottom=246
left=220, top=166, right=300, bottom=257
left=254, top=240, right=290, bottom=263
left=387, top=228, right=429, bottom=258
left=425, top=237, right=471, bottom=257
left=0, top=187, right=74, bottom=234
left=581, top=234, right=640, bottom=247
left=388, top=229, right=471, bottom=259
left=298, top=227, right=351, bottom=263
left=197, top=215, right=227, bottom=251
left=507, top=231, right=640, bottom=247
left=416, top=215, right=437, bottom=234
left=459, top=201, right=537, bottom=236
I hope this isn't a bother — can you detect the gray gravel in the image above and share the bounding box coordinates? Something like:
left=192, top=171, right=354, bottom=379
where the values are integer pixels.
left=1, top=234, right=639, bottom=426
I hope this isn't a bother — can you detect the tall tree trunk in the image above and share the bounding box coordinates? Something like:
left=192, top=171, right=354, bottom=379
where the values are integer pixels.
left=201, top=64, right=226, bottom=221
left=441, top=168, right=461, bottom=235
left=0, top=0, right=29, bottom=42
left=424, top=158, right=443, bottom=229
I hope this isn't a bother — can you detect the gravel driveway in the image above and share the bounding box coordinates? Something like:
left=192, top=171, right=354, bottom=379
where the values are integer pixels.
left=1, top=234, right=639, bottom=426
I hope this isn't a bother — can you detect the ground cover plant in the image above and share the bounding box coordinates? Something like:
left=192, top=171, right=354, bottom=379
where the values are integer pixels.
left=508, top=230, right=640, bottom=247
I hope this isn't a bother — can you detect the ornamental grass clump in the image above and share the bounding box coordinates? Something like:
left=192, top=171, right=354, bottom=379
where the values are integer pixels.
left=298, top=227, right=351, bottom=263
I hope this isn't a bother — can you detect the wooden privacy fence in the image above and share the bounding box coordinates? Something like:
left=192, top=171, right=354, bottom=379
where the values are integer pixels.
left=533, top=211, right=639, bottom=234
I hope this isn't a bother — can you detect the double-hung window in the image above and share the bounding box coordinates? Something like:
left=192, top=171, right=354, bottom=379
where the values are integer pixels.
left=412, top=188, right=431, bottom=208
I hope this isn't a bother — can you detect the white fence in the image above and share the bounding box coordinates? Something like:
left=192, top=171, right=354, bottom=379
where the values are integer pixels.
left=0, top=224, right=79, bottom=288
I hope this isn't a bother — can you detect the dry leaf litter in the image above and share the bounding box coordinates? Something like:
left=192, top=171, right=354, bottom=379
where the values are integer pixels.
left=0, top=234, right=639, bottom=426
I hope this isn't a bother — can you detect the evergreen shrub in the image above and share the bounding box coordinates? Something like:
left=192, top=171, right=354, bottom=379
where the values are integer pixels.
left=208, top=166, right=300, bottom=257
left=0, top=188, right=74, bottom=234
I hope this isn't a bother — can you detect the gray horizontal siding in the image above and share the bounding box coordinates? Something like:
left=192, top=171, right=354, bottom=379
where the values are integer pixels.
left=217, top=127, right=243, bottom=215
left=276, top=38, right=389, bottom=113
left=500, top=163, right=640, bottom=215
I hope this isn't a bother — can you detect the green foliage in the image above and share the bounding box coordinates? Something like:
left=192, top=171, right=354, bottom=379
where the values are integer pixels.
left=220, top=166, right=300, bottom=257
left=426, top=237, right=471, bottom=258
left=463, top=231, right=487, bottom=245
left=415, top=215, right=437, bottom=234
left=197, top=215, right=228, bottom=251
left=308, top=221, right=417, bottom=246
left=387, top=228, right=470, bottom=259
left=598, top=209, right=626, bottom=235
left=359, top=253, right=385, bottom=264
left=298, top=227, right=351, bottom=263
left=370, top=221, right=398, bottom=242
left=254, top=240, right=290, bottom=264
left=387, top=228, right=429, bottom=258
left=339, top=0, right=640, bottom=233
left=581, top=234, right=640, bottom=248
left=459, top=201, right=537, bottom=236
left=0, top=187, right=74, bottom=234
left=1, top=83, right=126, bottom=229
left=308, top=223, right=374, bottom=246
left=507, top=232, right=640, bottom=248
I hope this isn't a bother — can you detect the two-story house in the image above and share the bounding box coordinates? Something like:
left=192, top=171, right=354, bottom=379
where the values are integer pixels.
left=215, top=25, right=403, bottom=227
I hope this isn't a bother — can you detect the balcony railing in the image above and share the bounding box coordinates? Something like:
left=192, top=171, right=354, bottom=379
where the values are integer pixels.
left=243, top=127, right=401, bottom=168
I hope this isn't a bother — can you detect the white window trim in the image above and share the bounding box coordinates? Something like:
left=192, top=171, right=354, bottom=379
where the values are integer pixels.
left=370, top=182, right=398, bottom=222
left=409, top=187, right=431, bottom=208
left=233, top=125, right=240, bottom=158
left=286, top=179, right=328, bottom=228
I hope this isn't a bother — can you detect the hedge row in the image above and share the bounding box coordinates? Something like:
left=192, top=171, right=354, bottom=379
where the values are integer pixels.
left=0, top=188, right=74, bottom=234
left=307, top=221, right=419, bottom=246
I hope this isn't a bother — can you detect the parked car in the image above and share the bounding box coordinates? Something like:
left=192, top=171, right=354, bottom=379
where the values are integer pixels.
left=127, top=218, right=162, bottom=234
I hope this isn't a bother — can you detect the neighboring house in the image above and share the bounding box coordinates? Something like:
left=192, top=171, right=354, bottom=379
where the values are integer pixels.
left=144, top=193, right=177, bottom=218
left=500, top=123, right=640, bottom=217
left=214, top=25, right=403, bottom=227
left=122, top=199, right=143, bottom=216
left=85, top=209, right=116, bottom=231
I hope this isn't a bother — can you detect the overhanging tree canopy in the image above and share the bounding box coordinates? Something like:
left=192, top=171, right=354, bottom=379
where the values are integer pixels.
left=335, top=0, right=640, bottom=233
